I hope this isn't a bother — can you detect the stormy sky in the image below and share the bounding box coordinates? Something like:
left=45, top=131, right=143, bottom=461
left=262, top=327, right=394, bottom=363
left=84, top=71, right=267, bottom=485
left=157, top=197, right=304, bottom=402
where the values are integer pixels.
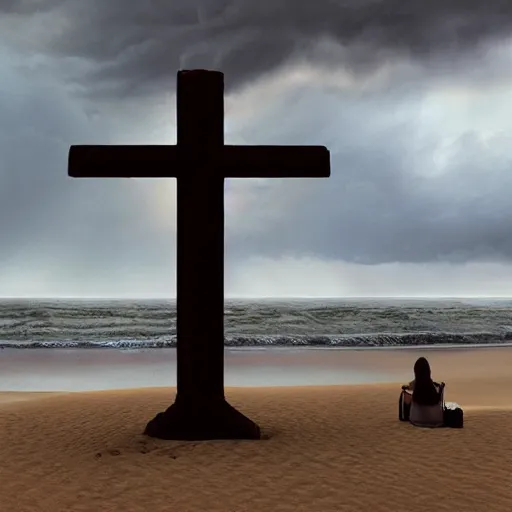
left=1, top=0, right=512, bottom=297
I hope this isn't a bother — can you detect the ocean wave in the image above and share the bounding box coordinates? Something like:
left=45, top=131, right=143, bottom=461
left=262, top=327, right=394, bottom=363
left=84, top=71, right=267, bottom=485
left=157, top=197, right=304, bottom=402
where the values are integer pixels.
left=2, top=298, right=512, bottom=349
left=1, top=331, right=512, bottom=349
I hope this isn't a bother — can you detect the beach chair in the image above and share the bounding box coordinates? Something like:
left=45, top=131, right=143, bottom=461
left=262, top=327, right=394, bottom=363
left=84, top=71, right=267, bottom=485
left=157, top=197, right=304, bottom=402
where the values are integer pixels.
left=398, top=387, right=412, bottom=422
left=399, top=383, right=464, bottom=428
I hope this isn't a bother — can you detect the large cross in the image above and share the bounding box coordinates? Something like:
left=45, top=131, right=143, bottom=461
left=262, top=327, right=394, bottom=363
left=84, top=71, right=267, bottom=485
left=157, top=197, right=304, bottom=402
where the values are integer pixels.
left=68, top=70, right=330, bottom=440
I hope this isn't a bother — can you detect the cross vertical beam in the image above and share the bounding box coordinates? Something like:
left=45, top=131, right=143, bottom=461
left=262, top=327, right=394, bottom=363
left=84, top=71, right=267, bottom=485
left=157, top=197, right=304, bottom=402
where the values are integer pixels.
left=175, top=71, right=225, bottom=403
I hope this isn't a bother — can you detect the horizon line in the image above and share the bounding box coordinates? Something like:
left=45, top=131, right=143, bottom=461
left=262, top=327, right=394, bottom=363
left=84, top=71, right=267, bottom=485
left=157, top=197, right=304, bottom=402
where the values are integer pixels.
left=1, top=295, right=512, bottom=300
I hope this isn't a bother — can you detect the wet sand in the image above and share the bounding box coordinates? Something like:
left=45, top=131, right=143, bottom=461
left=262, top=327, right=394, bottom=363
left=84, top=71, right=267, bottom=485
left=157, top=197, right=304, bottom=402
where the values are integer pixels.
left=0, top=345, right=509, bottom=391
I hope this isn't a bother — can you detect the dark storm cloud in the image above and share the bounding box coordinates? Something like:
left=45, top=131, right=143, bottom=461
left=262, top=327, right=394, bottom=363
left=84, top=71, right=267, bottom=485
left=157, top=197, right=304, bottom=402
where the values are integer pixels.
left=223, top=87, right=512, bottom=265
left=1, top=1, right=512, bottom=295
left=2, top=0, right=512, bottom=98
left=228, top=135, right=512, bottom=265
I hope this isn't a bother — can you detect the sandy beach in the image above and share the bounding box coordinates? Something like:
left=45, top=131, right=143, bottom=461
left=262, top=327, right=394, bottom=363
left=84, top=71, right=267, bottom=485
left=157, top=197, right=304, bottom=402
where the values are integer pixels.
left=1, top=347, right=511, bottom=511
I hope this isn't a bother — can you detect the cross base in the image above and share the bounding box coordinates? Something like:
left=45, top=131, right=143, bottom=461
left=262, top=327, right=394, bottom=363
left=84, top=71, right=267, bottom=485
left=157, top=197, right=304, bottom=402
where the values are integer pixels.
left=144, top=397, right=261, bottom=440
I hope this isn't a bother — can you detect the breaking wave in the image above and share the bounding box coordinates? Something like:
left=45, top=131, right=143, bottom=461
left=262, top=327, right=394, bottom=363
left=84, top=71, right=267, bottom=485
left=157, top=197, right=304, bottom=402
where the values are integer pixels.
left=1, top=331, right=512, bottom=349
left=1, top=297, right=512, bottom=349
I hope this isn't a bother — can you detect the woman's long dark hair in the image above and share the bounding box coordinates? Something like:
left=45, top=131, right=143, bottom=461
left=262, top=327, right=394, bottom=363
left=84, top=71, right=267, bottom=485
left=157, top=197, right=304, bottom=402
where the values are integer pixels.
left=412, top=357, right=441, bottom=406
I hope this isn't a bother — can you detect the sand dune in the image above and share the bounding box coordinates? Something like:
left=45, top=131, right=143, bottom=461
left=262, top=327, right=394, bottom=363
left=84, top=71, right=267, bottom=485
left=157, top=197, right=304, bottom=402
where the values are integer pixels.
left=1, top=375, right=511, bottom=512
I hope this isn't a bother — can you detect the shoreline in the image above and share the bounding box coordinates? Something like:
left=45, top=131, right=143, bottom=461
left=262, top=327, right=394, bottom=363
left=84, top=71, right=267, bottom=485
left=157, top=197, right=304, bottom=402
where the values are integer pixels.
left=2, top=340, right=512, bottom=350
left=2, top=345, right=512, bottom=393
left=2, top=341, right=512, bottom=350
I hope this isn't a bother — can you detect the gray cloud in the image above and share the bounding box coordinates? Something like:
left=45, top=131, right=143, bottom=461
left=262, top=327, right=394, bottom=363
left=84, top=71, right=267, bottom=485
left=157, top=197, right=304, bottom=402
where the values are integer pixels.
left=0, top=56, right=176, bottom=294
left=224, top=83, right=512, bottom=265
left=2, top=0, right=512, bottom=98
left=1, top=1, right=512, bottom=296
left=238, top=133, right=512, bottom=265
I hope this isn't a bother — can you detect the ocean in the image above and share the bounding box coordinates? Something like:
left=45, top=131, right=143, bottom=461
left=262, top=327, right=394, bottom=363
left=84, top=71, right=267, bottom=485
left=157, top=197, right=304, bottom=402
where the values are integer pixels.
left=1, top=297, right=512, bottom=349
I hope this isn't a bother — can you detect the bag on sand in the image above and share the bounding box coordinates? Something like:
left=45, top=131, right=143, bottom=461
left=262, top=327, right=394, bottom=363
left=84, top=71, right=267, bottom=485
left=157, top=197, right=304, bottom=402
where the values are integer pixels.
left=438, top=382, right=464, bottom=428
left=443, top=402, right=464, bottom=428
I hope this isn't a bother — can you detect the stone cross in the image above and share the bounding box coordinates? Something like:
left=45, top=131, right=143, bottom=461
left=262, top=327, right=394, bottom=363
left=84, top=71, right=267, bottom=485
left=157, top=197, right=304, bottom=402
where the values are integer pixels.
left=68, top=69, right=330, bottom=440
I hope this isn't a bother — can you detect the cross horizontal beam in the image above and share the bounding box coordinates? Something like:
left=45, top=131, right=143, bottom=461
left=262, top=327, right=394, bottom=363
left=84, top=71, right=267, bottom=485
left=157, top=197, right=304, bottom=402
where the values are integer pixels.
left=68, top=145, right=330, bottom=179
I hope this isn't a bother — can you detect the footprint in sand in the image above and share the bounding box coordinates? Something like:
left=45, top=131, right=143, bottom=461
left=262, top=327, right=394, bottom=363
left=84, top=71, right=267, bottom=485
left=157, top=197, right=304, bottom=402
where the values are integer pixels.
left=93, top=449, right=121, bottom=459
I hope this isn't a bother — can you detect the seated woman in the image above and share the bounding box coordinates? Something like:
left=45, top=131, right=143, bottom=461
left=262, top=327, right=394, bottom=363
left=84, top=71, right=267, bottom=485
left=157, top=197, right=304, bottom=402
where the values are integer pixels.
left=402, top=357, right=444, bottom=428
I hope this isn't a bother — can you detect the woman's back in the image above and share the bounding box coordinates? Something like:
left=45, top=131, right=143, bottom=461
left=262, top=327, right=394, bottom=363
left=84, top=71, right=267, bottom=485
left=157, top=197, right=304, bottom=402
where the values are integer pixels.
left=409, top=379, right=443, bottom=406
left=409, top=358, right=444, bottom=427
left=409, top=381, right=444, bottom=427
